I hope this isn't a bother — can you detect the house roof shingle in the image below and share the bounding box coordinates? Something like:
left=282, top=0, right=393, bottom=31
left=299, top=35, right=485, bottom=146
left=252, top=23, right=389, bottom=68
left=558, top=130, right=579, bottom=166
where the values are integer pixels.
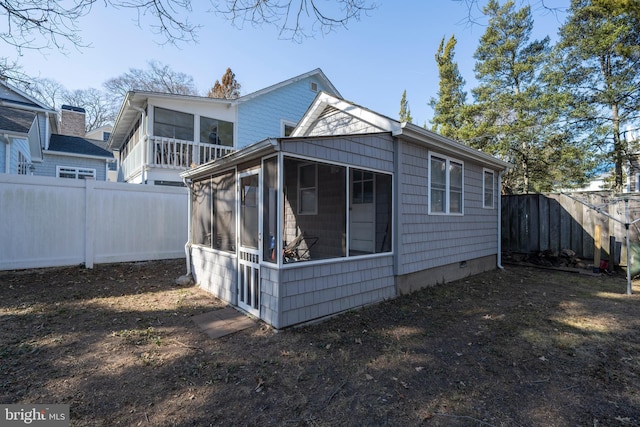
left=48, top=134, right=114, bottom=158
left=0, top=106, right=36, bottom=133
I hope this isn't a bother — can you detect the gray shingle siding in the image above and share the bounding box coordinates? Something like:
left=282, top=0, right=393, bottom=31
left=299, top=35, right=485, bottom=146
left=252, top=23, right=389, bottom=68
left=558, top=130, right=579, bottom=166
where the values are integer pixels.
left=277, top=256, right=395, bottom=328
left=307, top=109, right=385, bottom=136
left=281, top=134, right=394, bottom=172
left=397, top=140, right=499, bottom=276
left=191, top=246, right=236, bottom=304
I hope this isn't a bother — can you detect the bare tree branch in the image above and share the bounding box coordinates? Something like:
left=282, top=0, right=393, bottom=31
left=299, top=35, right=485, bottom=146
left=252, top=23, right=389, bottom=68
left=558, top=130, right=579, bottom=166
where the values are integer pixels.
left=214, top=0, right=377, bottom=42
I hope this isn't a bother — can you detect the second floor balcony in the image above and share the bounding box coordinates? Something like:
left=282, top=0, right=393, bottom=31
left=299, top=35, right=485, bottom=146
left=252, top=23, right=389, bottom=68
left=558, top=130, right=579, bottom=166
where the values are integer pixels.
left=121, top=136, right=236, bottom=181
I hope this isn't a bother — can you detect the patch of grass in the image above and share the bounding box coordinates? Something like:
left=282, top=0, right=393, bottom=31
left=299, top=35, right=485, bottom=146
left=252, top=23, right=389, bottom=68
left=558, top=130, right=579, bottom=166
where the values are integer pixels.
left=111, top=327, right=163, bottom=346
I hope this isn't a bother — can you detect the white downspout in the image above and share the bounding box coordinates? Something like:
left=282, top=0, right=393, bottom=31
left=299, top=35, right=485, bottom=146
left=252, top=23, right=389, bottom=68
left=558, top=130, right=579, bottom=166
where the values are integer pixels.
left=44, top=112, right=50, bottom=150
left=182, top=177, right=193, bottom=277
left=497, top=170, right=504, bottom=270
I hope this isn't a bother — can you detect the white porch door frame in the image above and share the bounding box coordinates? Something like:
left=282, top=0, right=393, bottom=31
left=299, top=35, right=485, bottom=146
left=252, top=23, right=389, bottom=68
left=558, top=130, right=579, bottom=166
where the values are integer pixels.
left=237, top=169, right=262, bottom=317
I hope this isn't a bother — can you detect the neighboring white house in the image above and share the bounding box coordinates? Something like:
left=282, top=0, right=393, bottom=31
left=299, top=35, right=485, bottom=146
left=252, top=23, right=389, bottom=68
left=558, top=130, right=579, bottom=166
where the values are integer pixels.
left=181, top=92, right=511, bottom=329
left=86, top=124, right=113, bottom=142
left=107, top=68, right=341, bottom=186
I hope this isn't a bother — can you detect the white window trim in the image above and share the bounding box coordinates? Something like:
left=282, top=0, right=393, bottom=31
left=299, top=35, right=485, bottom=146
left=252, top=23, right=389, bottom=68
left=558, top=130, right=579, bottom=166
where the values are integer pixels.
left=56, top=166, right=96, bottom=180
left=297, top=163, right=318, bottom=215
left=483, top=168, right=495, bottom=209
left=636, top=172, right=640, bottom=192
left=428, top=152, right=464, bottom=215
left=281, top=119, right=297, bottom=137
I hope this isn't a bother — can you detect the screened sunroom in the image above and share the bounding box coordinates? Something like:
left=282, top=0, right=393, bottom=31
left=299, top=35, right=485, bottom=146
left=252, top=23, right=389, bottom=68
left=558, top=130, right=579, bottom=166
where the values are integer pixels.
left=183, top=134, right=397, bottom=328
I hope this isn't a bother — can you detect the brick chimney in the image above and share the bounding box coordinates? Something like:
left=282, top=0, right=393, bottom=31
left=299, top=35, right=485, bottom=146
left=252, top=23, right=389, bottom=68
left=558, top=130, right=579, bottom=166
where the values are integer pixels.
left=60, top=105, right=86, bottom=137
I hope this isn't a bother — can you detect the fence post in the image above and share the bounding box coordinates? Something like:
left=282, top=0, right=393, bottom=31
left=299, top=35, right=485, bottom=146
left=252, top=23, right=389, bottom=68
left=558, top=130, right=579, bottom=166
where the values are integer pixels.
left=594, top=224, right=601, bottom=272
left=84, top=179, right=95, bottom=269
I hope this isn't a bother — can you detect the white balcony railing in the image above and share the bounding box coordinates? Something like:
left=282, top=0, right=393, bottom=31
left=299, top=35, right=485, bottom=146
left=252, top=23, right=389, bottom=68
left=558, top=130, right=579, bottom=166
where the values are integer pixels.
left=149, top=136, right=235, bottom=169
left=121, top=136, right=236, bottom=180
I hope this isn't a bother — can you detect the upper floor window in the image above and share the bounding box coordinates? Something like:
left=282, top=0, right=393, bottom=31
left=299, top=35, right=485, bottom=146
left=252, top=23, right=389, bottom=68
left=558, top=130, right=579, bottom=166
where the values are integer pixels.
left=154, top=107, right=194, bottom=141
left=282, top=120, right=297, bottom=137
left=200, top=116, right=234, bottom=147
left=483, top=169, right=495, bottom=209
left=429, top=153, right=463, bottom=215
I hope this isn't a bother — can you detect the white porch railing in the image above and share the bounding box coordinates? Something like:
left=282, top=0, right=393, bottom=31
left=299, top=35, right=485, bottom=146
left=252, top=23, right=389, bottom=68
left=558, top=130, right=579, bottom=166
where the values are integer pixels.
left=121, top=139, right=144, bottom=179
left=149, top=136, right=236, bottom=169
left=121, top=136, right=236, bottom=180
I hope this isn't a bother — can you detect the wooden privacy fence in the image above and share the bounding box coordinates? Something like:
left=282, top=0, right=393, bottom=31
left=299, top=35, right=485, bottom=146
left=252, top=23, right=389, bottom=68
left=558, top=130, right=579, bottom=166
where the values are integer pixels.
left=501, top=192, right=640, bottom=267
left=0, top=174, right=188, bottom=270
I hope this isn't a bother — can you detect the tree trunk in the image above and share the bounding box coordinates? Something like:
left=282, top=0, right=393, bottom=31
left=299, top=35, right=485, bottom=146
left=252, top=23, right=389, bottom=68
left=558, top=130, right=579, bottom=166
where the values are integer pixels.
left=612, top=102, right=624, bottom=193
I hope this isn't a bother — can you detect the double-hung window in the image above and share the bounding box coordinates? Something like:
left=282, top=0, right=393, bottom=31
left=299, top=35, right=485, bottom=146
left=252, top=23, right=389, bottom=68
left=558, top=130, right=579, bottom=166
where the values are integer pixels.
left=483, top=169, right=495, bottom=209
left=429, top=153, right=463, bottom=215
left=298, top=163, right=317, bottom=215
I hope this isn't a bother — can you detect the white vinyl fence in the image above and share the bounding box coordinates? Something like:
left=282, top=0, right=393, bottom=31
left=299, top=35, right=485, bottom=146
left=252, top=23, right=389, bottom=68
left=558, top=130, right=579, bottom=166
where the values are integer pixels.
left=0, top=174, right=188, bottom=270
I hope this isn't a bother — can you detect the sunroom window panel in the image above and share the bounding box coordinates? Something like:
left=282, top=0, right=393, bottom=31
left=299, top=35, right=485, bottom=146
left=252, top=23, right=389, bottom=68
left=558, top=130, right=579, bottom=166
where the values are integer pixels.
left=263, top=157, right=278, bottom=263
left=192, top=179, right=212, bottom=246
left=200, top=117, right=218, bottom=144
left=212, top=171, right=236, bottom=253
left=154, top=107, right=194, bottom=140
left=218, top=120, right=234, bottom=147
left=283, top=158, right=346, bottom=262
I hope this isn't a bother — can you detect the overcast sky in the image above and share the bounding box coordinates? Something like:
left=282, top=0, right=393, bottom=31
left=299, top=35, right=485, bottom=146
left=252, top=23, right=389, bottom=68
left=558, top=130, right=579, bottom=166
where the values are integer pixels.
left=15, top=0, right=570, bottom=125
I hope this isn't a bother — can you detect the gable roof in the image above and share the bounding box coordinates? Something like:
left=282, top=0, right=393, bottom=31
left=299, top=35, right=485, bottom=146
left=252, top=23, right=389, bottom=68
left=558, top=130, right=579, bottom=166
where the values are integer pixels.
left=48, top=134, right=114, bottom=158
left=0, top=106, right=37, bottom=134
left=237, top=68, right=341, bottom=102
left=0, top=80, right=56, bottom=112
left=293, top=92, right=511, bottom=171
left=107, top=90, right=234, bottom=151
left=108, top=68, right=340, bottom=151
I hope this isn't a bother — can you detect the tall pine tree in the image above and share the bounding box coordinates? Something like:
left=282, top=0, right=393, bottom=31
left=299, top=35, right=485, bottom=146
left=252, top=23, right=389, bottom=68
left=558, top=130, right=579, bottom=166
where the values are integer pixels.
left=430, top=35, right=467, bottom=140
left=552, top=0, right=640, bottom=191
left=399, top=89, right=413, bottom=123
left=469, top=0, right=576, bottom=193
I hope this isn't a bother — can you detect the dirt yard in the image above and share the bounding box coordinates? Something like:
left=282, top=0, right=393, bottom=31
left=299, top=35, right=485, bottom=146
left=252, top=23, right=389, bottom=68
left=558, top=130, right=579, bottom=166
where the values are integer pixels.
left=1, top=259, right=639, bottom=426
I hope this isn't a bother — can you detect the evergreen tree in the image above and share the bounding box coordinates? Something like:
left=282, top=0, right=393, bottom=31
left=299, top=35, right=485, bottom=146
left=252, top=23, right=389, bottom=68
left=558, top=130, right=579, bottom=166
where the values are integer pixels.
left=469, top=0, right=581, bottom=193
left=399, top=89, right=413, bottom=123
left=552, top=0, right=640, bottom=192
left=208, top=68, right=241, bottom=99
left=430, top=35, right=467, bottom=139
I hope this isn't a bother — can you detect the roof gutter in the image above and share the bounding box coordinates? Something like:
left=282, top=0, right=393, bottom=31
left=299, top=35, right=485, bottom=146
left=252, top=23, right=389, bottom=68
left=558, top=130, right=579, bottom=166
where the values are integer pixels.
left=0, top=99, right=56, bottom=114
left=181, top=138, right=280, bottom=180
left=393, top=122, right=511, bottom=170
left=44, top=150, right=114, bottom=160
